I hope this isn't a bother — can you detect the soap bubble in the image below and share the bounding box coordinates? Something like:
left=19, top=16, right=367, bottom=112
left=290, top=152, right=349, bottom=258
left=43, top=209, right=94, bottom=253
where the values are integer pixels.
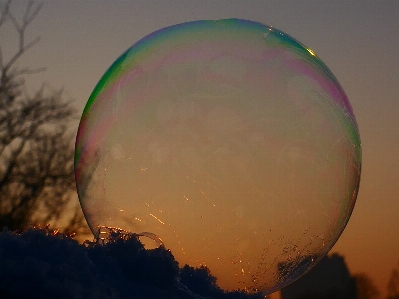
left=75, top=19, right=361, bottom=295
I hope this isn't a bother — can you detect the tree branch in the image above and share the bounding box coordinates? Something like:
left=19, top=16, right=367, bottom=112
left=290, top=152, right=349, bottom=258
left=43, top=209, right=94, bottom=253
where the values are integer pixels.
left=1, top=1, right=43, bottom=78
left=0, top=0, right=11, bottom=27
left=0, top=1, right=86, bottom=236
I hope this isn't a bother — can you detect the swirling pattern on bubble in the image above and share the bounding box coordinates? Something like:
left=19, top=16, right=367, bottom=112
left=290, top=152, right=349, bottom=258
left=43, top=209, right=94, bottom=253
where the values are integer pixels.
left=75, top=19, right=361, bottom=295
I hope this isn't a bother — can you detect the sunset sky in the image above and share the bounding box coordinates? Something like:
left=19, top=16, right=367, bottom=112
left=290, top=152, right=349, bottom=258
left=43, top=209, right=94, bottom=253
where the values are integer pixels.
left=2, top=0, right=399, bottom=297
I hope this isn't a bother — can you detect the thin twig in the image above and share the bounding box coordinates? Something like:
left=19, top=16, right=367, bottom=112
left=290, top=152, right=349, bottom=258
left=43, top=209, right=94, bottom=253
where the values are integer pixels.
left=15, top=66, right=47, bottom=76
left=3, top=36, right=41, bottom=74
left=0, top=46, right=3, bottom=69
left=3, top=1, right=42, bottom=73
left=6, top=7, right=20, bottom=32
left=0, top=0, right=11, bottom=27
left=23, top=1, right=43, bottom=28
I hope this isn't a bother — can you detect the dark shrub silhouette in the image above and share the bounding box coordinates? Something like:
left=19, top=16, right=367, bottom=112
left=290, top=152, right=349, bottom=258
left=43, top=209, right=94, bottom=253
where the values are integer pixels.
left=0, top=226, right=265, bottom=299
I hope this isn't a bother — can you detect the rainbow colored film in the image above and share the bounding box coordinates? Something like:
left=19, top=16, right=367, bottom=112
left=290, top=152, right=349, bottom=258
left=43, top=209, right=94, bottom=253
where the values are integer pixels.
left=75, top=19, right=361, bottom=295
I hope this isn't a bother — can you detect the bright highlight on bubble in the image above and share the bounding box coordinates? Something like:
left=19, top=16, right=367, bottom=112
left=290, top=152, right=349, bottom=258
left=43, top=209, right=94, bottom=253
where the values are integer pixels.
left=75, top=19, right=361, bottom=295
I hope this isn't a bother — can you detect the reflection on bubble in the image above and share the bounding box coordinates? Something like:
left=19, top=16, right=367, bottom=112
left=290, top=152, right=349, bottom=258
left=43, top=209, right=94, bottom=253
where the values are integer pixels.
left=75, top=19, right=361, bottom=295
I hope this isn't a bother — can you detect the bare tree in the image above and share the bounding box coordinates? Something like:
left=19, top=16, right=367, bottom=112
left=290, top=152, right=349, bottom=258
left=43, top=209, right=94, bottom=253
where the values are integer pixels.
left=0, top=0, right=88, bottom=236
left=353, top=273, right=380, bottom=299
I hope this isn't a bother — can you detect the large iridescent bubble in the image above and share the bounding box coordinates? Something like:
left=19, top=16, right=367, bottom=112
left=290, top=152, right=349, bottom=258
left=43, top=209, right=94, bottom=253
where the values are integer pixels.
left=75, top=19, right=361, bottom=295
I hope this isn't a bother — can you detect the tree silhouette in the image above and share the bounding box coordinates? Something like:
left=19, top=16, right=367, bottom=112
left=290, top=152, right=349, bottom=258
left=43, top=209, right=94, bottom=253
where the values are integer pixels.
left=180, top=264, right=219, bottom=297
left=0, top=0, right=88, bottom=235
left=387, top=267, right=399, bottom=299
left=353, top=273, right=380, bottom=299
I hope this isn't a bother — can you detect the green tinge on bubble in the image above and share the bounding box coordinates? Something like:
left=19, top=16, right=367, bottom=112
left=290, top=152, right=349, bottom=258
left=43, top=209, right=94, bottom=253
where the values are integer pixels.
left=75, top=19, right=361, bottom=295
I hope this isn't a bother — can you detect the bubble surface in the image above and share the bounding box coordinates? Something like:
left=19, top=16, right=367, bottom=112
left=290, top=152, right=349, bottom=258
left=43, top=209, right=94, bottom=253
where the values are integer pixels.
left=75, top=19, right=361, bottom=294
